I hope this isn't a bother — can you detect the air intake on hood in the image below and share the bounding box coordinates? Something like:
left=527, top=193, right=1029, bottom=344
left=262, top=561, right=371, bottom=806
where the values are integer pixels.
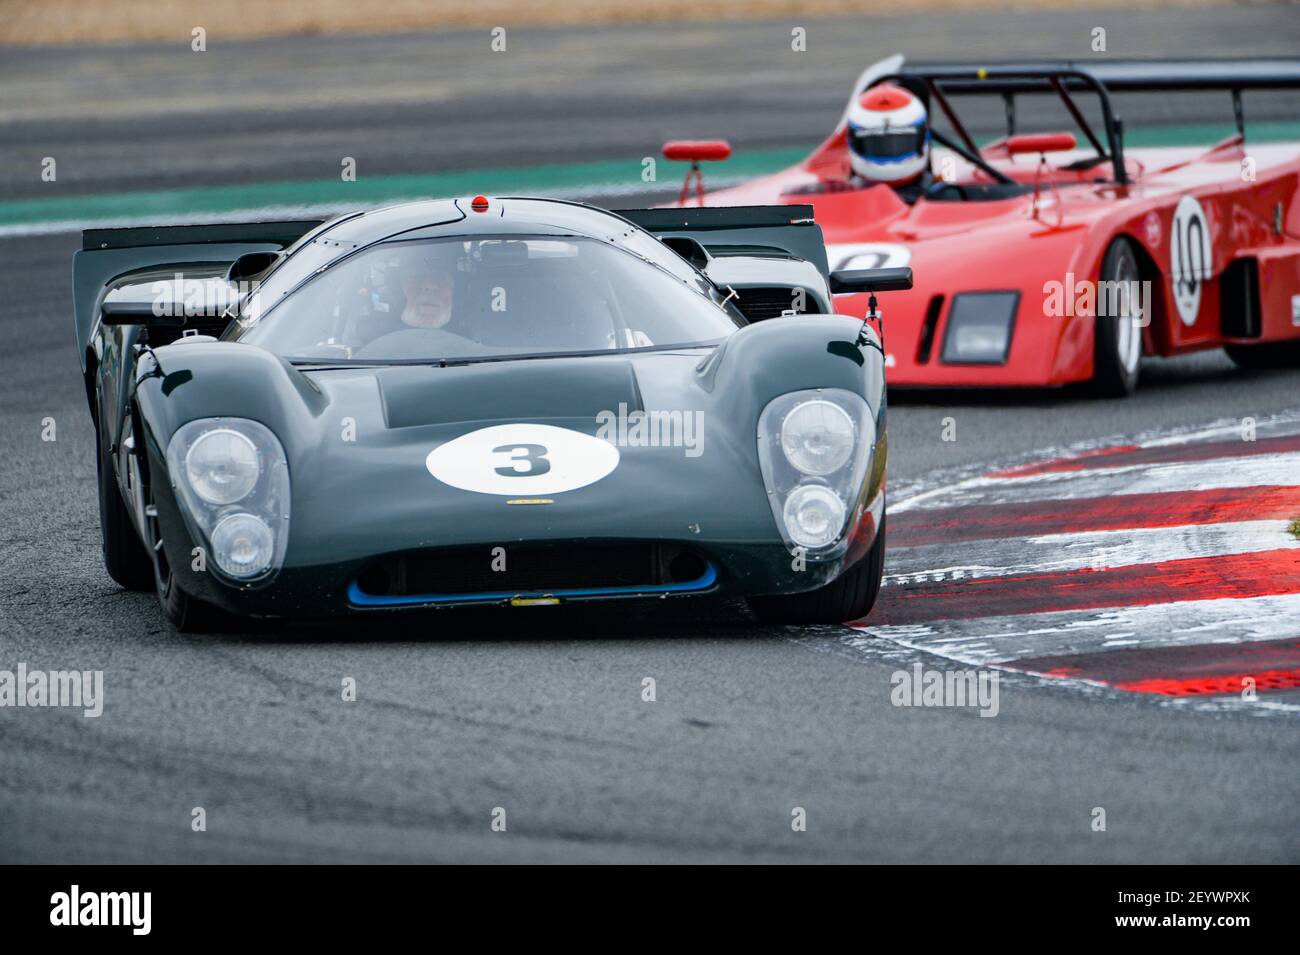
left=379, top=358, right=643, bottom=428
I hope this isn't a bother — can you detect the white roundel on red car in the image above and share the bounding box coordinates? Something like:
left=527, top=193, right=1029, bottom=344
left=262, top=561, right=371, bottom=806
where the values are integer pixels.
left=1170, top=195, right=1213, bottom=327
left=426, top=423, right=620, bottom=495
left=826, top=242, right=911, bottom=272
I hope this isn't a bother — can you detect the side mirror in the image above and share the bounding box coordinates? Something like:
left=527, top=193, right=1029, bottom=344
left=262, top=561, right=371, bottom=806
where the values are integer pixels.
left=662, top=236, right=711, bottom=269
left=1006, top=132, right=1077, bottom=156
left=662, top=140, right=732, bottom=163
left=662, top=139, right=732, bottom=205
left=829, top=266, right=913, bottom=294
left=226, top=250, right=283, bottom=283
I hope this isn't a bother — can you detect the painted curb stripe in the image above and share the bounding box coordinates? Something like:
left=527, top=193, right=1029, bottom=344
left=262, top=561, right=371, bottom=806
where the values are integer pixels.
left=861, top=422, right=1300, bottom=699
left=885, top=519, right=1300, bottom=583
left=910, top=451, right=1300, bottom=510
left=989, top=433, right=1300, bottom=478
left=889, top=485, right=1300, bottom=547
left=853, top=592, right=1300, bottom=666
left=1005, top=638, right=1300, bottom=697
left=988, top=444, right=1140, bottom=477
left=871, top=547, right=1300, bottom=627
left=1114, top=669, right=1300, bottom=696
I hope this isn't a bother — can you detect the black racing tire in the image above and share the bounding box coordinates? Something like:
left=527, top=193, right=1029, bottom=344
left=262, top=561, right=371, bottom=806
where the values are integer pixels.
left=749, top=514, right=887, bottom=626
left=1224, top=340, right=1300, bottom=369
left=95, top=391, right=153, bottom=591
left=158, top=572, right=229, bottom=633
left=1090, top=237, right=1144, bottom=397
left=144, top=480, right=234, bottom=633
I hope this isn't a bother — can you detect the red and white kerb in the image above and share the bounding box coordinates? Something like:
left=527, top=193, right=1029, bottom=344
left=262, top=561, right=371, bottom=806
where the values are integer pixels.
left=852, top=420, right=1300, bottom=703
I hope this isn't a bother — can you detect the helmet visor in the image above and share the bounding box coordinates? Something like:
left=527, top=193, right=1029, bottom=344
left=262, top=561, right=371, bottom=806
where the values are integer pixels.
left=849, top=124, right=927, bottom=161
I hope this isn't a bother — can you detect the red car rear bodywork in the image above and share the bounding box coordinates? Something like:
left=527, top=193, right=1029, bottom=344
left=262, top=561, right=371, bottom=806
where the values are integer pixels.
left=674, top=57, right=1300, bottom=389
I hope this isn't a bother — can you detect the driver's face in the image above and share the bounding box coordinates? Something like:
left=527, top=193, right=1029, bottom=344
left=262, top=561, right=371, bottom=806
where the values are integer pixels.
left=400, top=269, right=454, bottom=329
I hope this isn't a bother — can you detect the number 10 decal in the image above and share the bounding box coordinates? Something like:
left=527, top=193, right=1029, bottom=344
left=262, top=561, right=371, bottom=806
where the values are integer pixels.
left=1170, top=195, right=1212, bottom=327
left=427, top=424, right=619, bottom=495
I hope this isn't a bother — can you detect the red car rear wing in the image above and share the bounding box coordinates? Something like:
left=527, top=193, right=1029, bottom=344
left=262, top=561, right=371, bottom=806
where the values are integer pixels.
left=881, top=58, right=1300, bottom=186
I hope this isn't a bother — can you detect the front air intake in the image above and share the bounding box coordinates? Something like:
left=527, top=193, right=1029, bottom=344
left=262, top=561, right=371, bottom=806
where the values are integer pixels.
left=354, top=542, right=711, bottom=599
left=1219, top=258, right=1261, bottom=338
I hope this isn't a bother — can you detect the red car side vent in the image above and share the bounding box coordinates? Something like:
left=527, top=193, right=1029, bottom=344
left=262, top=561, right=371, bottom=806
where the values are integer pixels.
left=916, top=295, right=945, bottom=365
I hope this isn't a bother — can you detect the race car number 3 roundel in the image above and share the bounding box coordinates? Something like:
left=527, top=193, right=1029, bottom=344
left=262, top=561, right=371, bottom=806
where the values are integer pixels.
left=1170, top=195, right=1212, bottom=327
left=426, top=423, right=620, bottom=495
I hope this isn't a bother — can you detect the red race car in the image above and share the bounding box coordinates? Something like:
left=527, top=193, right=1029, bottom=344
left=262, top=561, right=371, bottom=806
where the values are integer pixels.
left=666, top=56, right=1300, bottom=395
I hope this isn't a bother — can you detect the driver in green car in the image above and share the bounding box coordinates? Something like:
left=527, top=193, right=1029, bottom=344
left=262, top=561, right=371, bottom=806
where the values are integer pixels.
left=396, top=251, right=456, bottom=330
left=354, top=244, right=470, bottom=358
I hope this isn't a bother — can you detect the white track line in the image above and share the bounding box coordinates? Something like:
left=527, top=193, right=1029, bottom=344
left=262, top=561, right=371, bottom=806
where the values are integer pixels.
left=851, top=592, right=1300, bottom=666
left=884, top=519, right=1300, bottom=584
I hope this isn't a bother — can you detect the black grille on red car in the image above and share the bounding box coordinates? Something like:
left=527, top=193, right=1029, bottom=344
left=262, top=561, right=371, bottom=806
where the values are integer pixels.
left=354, top=542, right=710, bottom=598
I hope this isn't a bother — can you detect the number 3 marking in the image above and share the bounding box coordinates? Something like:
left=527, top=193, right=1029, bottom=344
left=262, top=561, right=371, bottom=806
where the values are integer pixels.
left=493, top=444, right=551, bottom=477
left=427, top=423, right=620, bottom=495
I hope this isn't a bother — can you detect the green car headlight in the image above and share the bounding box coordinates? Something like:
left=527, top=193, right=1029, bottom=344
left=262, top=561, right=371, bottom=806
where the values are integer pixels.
left=166, top=418, right=290, bottom=584
left=757, top=388, right=875, bottom=557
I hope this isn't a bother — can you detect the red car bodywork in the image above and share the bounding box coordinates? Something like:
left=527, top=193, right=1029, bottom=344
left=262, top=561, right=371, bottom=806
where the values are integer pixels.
left=677, top=61, right=1300, bottom=388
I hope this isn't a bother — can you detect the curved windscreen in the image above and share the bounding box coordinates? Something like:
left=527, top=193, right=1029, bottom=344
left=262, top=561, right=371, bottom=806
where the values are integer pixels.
left=228, top=235, right=743, bottom=362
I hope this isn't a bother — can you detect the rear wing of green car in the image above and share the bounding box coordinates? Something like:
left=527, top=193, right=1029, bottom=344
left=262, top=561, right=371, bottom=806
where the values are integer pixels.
left=73, top=219, right=324, bottom=371
left=614, top=205, right=831, bottom=279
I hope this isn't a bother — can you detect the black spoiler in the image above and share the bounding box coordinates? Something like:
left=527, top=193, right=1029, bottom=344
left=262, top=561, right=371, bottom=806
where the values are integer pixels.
left=82, top=219, right=324, bottom=252
left=614, top=205, right=829, bottom=278
left=73, top=219, right=329, bottom=371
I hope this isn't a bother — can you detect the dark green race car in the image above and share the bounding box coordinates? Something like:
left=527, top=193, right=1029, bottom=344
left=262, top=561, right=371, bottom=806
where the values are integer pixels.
left=74, top=196, right=906, bottom=630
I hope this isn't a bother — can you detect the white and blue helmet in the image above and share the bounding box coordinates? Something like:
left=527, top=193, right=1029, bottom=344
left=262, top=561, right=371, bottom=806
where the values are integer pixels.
left=847, top=83, right=930, bottom=184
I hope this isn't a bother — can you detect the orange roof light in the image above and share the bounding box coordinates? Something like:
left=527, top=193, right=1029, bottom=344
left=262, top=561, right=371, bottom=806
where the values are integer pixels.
left=471, top=195, right=490, bottom=212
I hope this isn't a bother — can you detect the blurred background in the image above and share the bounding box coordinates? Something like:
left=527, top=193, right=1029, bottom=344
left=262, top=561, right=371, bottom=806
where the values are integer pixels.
left=0, top=0, right=1254, bottom=44
left=1, top=0, right=1295, bottom=225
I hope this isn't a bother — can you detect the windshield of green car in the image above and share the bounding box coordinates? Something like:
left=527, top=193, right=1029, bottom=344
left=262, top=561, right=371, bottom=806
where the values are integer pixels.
left=225, top=234, right=744, bottom=362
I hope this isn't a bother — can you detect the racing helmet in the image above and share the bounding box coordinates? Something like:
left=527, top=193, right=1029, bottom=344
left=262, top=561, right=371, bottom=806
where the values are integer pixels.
left=846, top=83, right=930, bottom=184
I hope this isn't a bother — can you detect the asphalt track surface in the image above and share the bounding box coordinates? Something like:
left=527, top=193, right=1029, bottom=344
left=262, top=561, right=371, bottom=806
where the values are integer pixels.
left=2, top=8, right=1299, bottom=863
